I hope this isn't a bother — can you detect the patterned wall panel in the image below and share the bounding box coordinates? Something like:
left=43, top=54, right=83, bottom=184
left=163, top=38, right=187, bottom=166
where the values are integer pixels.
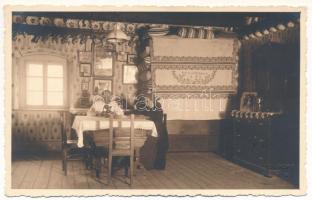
left=12, top=110, right=64, bottom=151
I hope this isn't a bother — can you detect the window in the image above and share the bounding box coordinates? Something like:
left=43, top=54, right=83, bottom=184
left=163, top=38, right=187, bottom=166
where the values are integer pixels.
left=22, top=56, right=67, bottom=109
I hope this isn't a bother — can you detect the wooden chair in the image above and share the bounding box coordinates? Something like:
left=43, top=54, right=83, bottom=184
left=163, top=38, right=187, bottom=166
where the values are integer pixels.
left=91, top=130, right=109, bottom=178
left=108, top=114, right=135, bottom=185
left=60, top=111, right=91, bottom=176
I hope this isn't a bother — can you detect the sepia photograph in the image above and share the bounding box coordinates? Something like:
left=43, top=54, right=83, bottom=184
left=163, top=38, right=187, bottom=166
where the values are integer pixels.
left=4, top=5, right=308, bottom=197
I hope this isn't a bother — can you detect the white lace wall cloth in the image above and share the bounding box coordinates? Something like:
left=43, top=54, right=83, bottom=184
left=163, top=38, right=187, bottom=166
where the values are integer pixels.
left=149, top=36, right=240, bottom=120
left=150, top=36, right=239, bottom=63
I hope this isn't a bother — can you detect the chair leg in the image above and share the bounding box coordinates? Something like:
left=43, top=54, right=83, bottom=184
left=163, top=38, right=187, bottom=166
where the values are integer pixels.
left=130, top=155, right=134, bottom=186
left=85, top=151, right=93, bottom=170
left=95, top=156, right=101, bottom=178
left=63, top=151, right=68, bottom=176
left=84, top=151, right=88, bottom=169
left=62, top=150, right=65, bottom=171
left=108, top=155, right=112, bottom=185
left=135, top=154, right=140, bottom=176
left=124, top=166, right=129, bottom=177
left=133, top=150, right=136, bottom=176
left=89, top=154, right=93, bottom=169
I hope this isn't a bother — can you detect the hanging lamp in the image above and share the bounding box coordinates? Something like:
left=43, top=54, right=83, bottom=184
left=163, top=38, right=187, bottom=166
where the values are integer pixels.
left=106, top=23, right=129, bottom=44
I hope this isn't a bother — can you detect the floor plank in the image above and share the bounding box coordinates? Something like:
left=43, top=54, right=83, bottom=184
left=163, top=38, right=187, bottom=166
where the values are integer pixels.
left=61, top=161, right=76, bottom=189
left=47, top=160, right=63, bottom=189
left=32, top=159, right=53, bottom=189
left=72, top=160, right=89, bottom=189
left=19, top=160, right=42, bottom=189
left=11, top=160, right=31, bottom=189
left=11, top=152, right=296, bottom=189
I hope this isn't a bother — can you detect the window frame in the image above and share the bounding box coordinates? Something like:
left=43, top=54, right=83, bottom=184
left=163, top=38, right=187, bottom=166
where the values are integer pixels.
left=20, top=55, right=68, bottom=110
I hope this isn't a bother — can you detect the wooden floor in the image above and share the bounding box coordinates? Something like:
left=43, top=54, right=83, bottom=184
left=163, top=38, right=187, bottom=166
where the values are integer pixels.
left=11, top=152, right=295, bottom=189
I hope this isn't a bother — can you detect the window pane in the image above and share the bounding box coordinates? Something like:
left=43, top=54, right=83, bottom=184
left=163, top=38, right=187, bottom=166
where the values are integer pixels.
left=27, top=91, right=43, bottom=105
left=47, top=64, right=63, bottom=77
left=47, top=77, right=63, bottom=92
left=27, top=77, right=43, bottom=91
left=27, top=63, right=43, bottom=76
left=47, top=92, right=63, bottom=106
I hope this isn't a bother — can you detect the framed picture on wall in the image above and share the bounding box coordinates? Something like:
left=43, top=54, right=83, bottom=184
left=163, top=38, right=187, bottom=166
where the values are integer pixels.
left=240, top=92, right=258, bottom=112
left=127, top=54, right=137, bottom=64
left=79, top=63, right=91, bottom=77
left=93, top=78, right=112, bottom=95
left=117, top=53, right=127, bottom=62
left=94, top=47, right=114, bottom=77
left=78, top=51, right=92, bottom=63
left=123, top=65, right=138, bottom=84
left=80, top=97, right=91, bottom=108
left=81, top=82, right=89, bottom=91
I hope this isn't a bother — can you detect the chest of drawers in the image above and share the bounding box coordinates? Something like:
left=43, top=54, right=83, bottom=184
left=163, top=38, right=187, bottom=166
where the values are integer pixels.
left=232, top=110, right=285, bottom=177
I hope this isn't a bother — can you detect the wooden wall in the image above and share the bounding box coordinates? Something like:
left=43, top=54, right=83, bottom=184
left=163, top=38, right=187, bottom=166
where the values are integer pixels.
left=236, top=25, right=300, bottom=185
left=167, top=120, right=220, bottom=152
left=238, top=26, right=299, bottom=94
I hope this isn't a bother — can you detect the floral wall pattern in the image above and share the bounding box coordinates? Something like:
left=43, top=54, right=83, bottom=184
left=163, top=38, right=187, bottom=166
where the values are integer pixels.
left=12, top=32, right=138, bottom=152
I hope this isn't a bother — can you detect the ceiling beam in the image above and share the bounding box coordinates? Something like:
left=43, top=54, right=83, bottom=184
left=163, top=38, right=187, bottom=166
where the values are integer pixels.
left=12, top=12, right=300, bottom=37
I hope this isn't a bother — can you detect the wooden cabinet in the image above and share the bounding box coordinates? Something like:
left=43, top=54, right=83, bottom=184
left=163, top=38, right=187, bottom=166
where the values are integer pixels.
left=232, top=111, right=286, bottom=177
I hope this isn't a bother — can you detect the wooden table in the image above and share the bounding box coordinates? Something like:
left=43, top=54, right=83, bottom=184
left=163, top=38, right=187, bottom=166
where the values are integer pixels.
left=72, top=115, right=158, bottom=148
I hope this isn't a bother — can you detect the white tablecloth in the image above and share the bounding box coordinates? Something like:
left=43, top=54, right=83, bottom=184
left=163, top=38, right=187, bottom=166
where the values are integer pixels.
left=72, top=115, right=158, bottom=147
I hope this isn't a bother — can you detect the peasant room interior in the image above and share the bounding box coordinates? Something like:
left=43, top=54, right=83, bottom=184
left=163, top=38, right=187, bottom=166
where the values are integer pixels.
left=10, top=12, right=300, bottom=189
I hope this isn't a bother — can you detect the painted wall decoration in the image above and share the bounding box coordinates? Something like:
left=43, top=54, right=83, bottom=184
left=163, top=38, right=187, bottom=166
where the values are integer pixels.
left=11, top=32, right=139, bottom=151
left=12, top=15, right=138, bottom=35
left=12, top=14, right=231, bottom=38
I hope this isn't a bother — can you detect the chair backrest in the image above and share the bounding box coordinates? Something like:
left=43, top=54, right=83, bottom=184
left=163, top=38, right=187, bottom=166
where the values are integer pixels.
left=109, top=114, right=134, bottom=154
left=92, top=129, right=110, bottom=147
left=163, top=113, right=167, bottom=129
left=59, top=111, right=77, bottom=144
